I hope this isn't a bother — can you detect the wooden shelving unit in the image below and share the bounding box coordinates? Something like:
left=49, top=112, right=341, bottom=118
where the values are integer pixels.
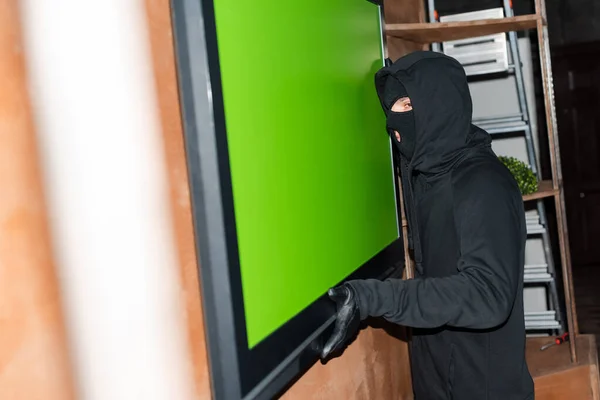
left=387, top=14, right=540, bottom=43
left=526, top=334, right=600, bottom=398
left=384, top=0, right=582, bottom=378
left=523, top=180, right=557, bottom=202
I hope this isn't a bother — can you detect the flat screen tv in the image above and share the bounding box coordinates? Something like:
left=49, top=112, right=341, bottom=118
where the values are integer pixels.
left=171, top=0, right=404, bottom=398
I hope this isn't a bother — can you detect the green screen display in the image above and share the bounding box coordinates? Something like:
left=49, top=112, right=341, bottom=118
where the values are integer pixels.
left=213, top=0, right=398, bottom=348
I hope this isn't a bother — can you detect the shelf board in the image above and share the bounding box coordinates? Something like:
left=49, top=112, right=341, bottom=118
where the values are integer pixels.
left=523, top=180, right=556, bottom=202
left=527, top=334, right=597, bottom=377
left=386, top=15, right=540, bottom=43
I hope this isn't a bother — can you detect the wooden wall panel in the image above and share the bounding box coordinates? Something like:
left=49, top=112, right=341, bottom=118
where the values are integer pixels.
left=144, top=0, right=211, bottom=398
left=282, top=327, right=412, bottom=399
left=0, top=1, right=75, bottom=398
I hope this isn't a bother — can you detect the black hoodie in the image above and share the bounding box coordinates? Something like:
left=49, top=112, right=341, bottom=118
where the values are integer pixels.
left=352, top=51, right=534, bottom=399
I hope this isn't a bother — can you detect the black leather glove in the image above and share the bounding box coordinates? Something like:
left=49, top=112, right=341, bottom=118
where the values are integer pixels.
left=320, top=282, right=363, bottom=359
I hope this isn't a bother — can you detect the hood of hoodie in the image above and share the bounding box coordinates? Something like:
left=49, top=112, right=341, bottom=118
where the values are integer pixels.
left=375, top=51, right=491, bottom=175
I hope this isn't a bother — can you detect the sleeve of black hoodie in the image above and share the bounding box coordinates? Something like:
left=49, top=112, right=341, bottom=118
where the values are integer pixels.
left=351, top=161, right=525, bottom=329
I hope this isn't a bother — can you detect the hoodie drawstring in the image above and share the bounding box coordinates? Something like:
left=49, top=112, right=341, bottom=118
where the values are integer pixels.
left=400, top=157, right=424, bottom=275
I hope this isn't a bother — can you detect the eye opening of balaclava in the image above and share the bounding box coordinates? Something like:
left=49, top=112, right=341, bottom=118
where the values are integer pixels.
left=383, top=76, right=416, bottom=160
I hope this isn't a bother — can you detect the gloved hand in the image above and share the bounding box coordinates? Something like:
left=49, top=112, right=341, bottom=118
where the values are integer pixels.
left=320, top=282, right=363, bottom=359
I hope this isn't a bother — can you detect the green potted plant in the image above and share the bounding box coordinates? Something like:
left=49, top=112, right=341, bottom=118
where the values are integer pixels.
left=498, top=156, right=538, bottom=196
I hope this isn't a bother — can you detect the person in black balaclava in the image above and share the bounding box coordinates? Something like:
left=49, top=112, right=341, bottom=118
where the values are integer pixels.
left=382, top=74, right=416, bottom=159
left=321, top=51, right=534, bottom=400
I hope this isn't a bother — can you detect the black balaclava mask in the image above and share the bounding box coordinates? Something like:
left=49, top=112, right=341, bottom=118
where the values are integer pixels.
left=383, top=76, right=416, bottom=160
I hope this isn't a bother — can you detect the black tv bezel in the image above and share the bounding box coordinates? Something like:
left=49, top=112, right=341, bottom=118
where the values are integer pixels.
left=170, top=1, right=402, bottom=398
